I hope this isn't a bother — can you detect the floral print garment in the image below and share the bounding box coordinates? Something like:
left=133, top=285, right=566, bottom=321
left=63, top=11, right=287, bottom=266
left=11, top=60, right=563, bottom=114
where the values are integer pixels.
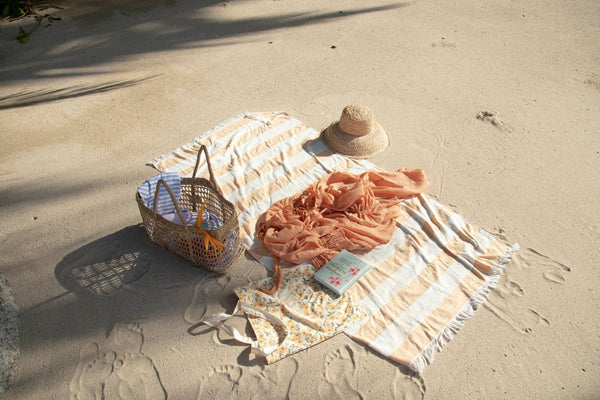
left=234, top=264, right=367, bottom=364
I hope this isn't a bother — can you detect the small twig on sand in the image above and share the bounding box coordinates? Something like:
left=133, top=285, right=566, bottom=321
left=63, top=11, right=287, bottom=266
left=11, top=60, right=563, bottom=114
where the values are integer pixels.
left=17, top=12, right=44, bottom=43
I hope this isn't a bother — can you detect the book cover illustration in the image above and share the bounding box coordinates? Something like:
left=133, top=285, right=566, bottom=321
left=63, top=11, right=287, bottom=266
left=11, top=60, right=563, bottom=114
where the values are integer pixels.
left=313, top=250, right=372, bottom=296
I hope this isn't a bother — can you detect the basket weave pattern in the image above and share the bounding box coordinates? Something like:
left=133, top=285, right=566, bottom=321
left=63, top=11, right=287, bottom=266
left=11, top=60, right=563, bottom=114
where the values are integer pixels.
left=136, top=146, right=243, bottom=274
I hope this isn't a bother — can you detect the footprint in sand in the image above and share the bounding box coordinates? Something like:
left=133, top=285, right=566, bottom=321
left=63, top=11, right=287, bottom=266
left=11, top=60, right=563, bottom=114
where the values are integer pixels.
left=70, top=323, right=166, bottom=400
left=524, top=248, right=571, bottom=285
left=107, top=322, right=144, bottom=355
left=506, top=281, right=524, bottom=296
left=485, top=276, right=535, bottom=335
left=184, top=275, right=232, bottom=323
left=484, top=248, right=568, bottom=334
left=528, top=309, right=550, bottom=326
left=318, top=345, right=362, bottom=400
left=105, top=353, right=166, bottom=400
left=517, top=248, right=572, bottom=283
left=392, top=370, right=426, bottom=400
left=197, top=365, right=242, bottom=400
left=69, top=343, right=98, bottom=397
left=69, top=343, right=114, bottom=400
left=238, top=358, right=299, bottom=399
left=78, top=355, right=115, bottom=400
left=542, top=269, right=568, bottom=284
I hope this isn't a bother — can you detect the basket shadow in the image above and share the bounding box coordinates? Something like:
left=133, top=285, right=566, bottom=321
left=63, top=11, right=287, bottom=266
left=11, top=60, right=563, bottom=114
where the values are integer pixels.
left=54, top=224, right=208, bottom=299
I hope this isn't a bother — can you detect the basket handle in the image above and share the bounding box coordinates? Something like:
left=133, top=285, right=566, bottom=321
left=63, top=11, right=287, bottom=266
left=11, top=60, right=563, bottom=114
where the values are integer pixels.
left=153, top=179, right=194, bottom=254
left=192, top=145, right=222, bottom=196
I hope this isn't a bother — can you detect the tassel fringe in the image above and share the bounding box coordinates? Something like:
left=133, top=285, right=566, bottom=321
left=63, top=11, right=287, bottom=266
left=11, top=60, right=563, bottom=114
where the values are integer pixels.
left=408, top=243, right=520, bottom=373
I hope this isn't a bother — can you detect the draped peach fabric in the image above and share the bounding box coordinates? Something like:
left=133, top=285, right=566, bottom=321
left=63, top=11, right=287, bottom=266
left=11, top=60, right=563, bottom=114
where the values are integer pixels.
left=257, top=169, right=429, bottom=293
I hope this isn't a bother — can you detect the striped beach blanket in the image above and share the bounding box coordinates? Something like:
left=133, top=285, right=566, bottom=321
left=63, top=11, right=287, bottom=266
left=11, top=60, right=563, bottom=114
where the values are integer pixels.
left=148, top=111, right=518, bottom=372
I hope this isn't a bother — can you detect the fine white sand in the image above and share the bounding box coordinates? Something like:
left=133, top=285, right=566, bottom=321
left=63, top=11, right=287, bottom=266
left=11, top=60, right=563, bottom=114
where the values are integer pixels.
left=1, top=0, right=599, bottom=398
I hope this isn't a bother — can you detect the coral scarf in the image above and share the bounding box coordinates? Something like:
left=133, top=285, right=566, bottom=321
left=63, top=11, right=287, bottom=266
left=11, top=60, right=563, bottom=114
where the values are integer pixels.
left=257, top=169, right=429, bottom=293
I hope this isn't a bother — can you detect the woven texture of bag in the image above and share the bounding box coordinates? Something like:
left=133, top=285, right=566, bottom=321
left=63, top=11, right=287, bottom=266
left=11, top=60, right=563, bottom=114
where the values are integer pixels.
left=136, top=145, right=243, bottom=274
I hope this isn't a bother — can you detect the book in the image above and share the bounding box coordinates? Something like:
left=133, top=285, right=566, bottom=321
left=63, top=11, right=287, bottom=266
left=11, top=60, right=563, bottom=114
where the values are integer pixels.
left=313, top=250, right=371, bottom=296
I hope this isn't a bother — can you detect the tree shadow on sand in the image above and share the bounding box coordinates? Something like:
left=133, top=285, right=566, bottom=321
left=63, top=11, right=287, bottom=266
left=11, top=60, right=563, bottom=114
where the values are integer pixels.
left=1, top=1, right=410, bottom=85
left=0, top=75, right=159, bottom=110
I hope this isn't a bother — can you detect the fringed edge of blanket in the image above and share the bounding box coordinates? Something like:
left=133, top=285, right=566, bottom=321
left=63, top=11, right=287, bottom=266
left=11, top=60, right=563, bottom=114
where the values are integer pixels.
left=408, top=242, right=520, bottom=373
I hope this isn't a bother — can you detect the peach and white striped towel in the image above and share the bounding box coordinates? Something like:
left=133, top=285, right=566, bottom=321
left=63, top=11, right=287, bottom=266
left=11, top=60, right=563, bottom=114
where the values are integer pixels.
left=147, top=111, right=518, bottom=372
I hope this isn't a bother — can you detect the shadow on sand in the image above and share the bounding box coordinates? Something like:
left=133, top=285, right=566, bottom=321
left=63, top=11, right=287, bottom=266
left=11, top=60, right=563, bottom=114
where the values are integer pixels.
left=0, top=1, right=409, bottom=87
left=0, top=76, right=160, bottom=110
left=54, top=224, right=207, bottom=299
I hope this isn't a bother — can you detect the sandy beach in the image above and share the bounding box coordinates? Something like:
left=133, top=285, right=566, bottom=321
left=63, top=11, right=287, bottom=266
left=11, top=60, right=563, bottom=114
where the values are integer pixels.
left=1, top=0, right=599, bottom=398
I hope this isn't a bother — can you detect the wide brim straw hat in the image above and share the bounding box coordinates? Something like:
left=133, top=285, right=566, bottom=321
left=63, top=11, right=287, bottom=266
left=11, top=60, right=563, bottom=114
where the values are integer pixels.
left=321, top=104, right=390, bottom=159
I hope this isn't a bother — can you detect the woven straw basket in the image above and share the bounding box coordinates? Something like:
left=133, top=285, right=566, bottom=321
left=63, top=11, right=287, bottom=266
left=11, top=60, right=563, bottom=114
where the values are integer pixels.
left=136, top=145, right=243, bottom=274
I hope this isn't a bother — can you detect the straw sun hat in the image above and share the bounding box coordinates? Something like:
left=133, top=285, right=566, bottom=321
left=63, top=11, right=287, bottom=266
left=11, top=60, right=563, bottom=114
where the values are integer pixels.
left=321, top=104, right=390, bottom=159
